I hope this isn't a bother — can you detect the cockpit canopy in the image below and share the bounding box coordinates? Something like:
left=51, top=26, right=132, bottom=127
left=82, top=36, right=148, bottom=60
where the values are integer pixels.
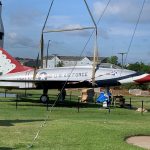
left=99, top=63, right=121, bottom=69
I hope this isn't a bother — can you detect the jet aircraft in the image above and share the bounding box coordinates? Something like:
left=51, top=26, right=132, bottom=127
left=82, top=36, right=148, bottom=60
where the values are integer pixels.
left=0, top=48, right=150, bottom=103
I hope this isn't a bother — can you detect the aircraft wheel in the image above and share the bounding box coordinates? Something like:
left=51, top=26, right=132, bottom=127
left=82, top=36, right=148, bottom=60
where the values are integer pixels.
left=40, top=94, right=49, bottom=103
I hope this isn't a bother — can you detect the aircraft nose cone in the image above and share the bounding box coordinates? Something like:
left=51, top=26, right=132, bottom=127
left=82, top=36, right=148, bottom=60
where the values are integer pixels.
left=135, top=74, right=150, bottom=83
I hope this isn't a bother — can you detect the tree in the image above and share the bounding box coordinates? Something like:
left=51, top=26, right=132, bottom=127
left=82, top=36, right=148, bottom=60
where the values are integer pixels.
left=125, top=62, right=150, bottom=90
left=56, top=61, right=64, bottom=67
left=127, top=62, right=150, bottom=73
left=106, top=56, right=119, bottom=65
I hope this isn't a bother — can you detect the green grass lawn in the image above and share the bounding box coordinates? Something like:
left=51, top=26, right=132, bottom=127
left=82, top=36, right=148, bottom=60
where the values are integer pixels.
left=0, top=90, right=150, bottom=150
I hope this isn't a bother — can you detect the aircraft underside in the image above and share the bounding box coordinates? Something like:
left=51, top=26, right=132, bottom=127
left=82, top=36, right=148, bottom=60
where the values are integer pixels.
left=35, top=79, right=121, bottom=89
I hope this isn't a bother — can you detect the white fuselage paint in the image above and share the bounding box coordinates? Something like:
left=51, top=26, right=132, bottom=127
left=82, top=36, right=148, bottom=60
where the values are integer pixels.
left=0, top=66, right=136, bottom=88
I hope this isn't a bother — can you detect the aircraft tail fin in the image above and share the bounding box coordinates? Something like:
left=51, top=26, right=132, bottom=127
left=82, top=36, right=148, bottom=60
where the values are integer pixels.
left=0, top=48, right=32, bottom=75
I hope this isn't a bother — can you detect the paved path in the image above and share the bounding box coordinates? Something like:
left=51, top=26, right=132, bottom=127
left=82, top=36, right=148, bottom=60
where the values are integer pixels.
left=126, top=136, right=150, bottom=149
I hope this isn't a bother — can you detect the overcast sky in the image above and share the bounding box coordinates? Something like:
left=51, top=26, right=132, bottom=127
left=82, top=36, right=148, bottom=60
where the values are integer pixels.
left=1, top=0, right=150, bottom=64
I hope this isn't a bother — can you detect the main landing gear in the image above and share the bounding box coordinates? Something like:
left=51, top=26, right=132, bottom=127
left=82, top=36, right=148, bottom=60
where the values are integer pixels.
left=40, top=94, right=49, bottom=103
left=39, top=87, right=66, bottom=104
left=40, top=88, right=49, bottom=103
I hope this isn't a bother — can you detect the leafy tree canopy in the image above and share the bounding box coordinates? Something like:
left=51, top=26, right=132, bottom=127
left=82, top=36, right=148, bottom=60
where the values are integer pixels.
left=126, top=62, right=150, bottom=73
left=56, top=61, right=64, bottom=67
left=106, top=56, right=119, bottom=65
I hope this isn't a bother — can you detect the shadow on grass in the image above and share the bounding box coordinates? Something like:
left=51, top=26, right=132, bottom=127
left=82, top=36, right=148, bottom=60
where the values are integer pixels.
left=0, top=147, right=15, bottom=150
left=54, top=100, right=101, bottom=108
left=0, top=119, right=48, bottom=127
left=2, top=95, right=102, bottom=108
left=1, top=96, right=135, bottom=111
left=1, top=94, right=124, bottom=109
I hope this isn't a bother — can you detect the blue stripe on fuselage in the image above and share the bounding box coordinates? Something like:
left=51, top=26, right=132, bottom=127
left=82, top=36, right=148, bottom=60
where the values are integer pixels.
left=96, top=72, right=143, bottom=87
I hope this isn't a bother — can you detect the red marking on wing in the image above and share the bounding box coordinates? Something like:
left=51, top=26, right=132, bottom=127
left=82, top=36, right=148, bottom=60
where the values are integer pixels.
left=0, top=48, right=33, bottom=73
left=135, top=74, right=150, bottom=83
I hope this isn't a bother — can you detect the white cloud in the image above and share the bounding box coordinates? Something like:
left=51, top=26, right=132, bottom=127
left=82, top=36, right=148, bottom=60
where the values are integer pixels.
left=48, top=15, right=71, bottom=25
left=93, top=0, right=150, bottom=23
left=8, top=8, right=43, bottom=27
left=109, top=27, right=150, bottom=37
left=6, top=32, right=38, bottom=48
left=93, top=1, right=120, bottom=17
left=7, top=32, right=17, bottom=39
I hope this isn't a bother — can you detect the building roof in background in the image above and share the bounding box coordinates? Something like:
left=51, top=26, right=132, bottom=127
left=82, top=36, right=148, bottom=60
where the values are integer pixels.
left=43, top=55, right=107, bottom=62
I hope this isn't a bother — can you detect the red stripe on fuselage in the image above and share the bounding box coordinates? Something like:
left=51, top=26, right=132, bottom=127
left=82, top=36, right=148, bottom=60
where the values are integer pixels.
left=135, top=74, right=150, bottom=84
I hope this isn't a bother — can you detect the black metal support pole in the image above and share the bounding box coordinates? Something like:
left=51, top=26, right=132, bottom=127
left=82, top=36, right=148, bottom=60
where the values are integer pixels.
left=95, top=94, right=97, bottom=104
left=130, top=97, right=132, bottom=109
left=108, top=104, right=110, bottom=114
left=113, top=96, right=115, bottom=107
left=70, top=91, right=72, bottom=101
left=46, top=100, right=49, bottom=111
left=5, top=89, right=6, bottom=98
left=25, top=89, right=27, bottom=97
left=78, top=97, right=80, bottom=113
left=141, top=100, right=144, bottom=115
left=16, top=94, right=18, bottom=110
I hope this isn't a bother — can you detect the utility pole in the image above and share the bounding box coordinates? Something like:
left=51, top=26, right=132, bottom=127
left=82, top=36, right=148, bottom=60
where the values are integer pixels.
left=118, top=52, right=127, bottom=69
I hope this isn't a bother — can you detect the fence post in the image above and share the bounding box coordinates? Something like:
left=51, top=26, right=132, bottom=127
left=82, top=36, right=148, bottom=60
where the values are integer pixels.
left=16, top=94, right=18, bottom=110
left=70, top=91, right=72, bottom=101
left=25, top=89, right=27, bottom=97
left=46, top=100, right=49, bottom=111
left=5, top=89, right=7, bottom=98
left=77, top=97, right=80, bottom=113
left=130, top=97, right=132, bottom=109
left=94, top=94, right=97, bottom=104
left=108, top=103, right=111, bottom=114
left=141, top=100, right=144, bottom=115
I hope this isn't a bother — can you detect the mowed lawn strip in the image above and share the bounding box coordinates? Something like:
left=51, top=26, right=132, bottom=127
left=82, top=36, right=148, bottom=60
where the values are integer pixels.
left=0, top=91, right=150, bottom=150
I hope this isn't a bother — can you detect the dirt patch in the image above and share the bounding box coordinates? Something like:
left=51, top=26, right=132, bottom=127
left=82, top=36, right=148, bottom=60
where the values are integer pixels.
left=126, top=136, right=150, bottom=149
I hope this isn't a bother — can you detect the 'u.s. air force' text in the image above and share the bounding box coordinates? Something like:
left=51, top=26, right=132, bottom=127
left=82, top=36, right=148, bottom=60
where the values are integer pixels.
left=37, top=72, right=88, bottom=80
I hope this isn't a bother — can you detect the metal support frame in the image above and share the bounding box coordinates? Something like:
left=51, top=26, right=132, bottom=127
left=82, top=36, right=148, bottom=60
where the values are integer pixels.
left=40, top=0, right=99, bottom=86
left=83, top=0, right=99, bottom=87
